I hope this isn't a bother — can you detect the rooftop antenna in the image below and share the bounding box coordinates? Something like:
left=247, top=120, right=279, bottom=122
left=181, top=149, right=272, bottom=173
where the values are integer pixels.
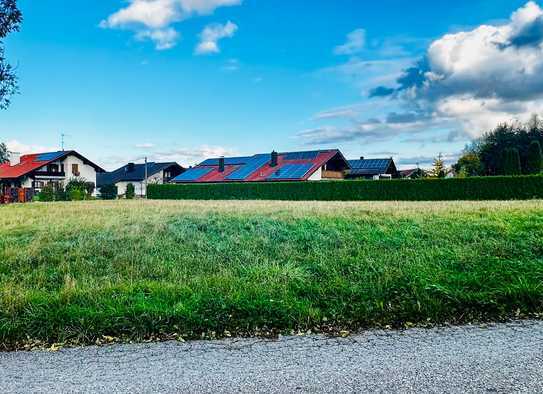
left=61, top=133, right=71, bottom=151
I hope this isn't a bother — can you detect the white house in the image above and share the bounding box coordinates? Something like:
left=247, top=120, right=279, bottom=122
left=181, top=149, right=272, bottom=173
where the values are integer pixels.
left=0, top=150, right=105, bottom=194
left=97, top=162, right=184, bottom=197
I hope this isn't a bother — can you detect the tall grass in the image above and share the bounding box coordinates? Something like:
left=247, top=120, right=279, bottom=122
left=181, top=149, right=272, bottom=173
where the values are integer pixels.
left=1, top=200, right=542, bottom=347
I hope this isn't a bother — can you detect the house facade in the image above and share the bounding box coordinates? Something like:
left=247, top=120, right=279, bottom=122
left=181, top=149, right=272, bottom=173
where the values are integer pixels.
left=171, top=150, right=351, bottom=183
left=0, top=150, right=105, bottom=194
left=97, top=162, right=184, bottom=197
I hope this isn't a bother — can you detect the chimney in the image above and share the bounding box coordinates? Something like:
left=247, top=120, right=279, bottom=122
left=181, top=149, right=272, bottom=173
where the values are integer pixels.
left=218, top=157, right=225, bottom=172
left=270, top=151, right=278, bottom=167
left=126, top=162, right=135, bottom=172
left=360, top=156, right=365, bottom=160
left=9, top=151, right=21, bottom=165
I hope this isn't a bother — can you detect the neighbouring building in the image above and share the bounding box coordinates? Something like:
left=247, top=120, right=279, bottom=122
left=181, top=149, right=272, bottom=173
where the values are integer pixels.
left=97, top=162, right=184, bottom=197
left=171, top=149, right=351, bottom=183
left=0, top=150, right=105, bottom=194
left=399, top=168, right=427, bottom=179
left=346, top=157, right=398, bottom=180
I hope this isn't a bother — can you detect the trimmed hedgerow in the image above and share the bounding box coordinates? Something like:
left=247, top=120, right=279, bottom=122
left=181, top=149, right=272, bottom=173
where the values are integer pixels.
left=148, top=175, right=543, bottom=201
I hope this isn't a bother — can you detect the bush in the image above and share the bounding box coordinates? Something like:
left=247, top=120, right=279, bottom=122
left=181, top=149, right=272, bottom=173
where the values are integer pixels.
left=37, top=184, right=55, bottom=202
left=125, top=183, right=135, bottom=199
left=99, top=184, right=118, bottom=200
left=148, top=175, right=543, bottom=201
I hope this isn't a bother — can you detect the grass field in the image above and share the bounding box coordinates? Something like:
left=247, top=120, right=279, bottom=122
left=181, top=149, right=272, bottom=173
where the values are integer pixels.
left=1, top=200, right=543, bottom=349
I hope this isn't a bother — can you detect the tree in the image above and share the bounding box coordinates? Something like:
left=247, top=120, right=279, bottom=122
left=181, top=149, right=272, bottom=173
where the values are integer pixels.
left=0, top=0, right=22, bottom=109
left=453, top=152, right=483, bottom=177
left=125, top=183, right=135, bottom=199
left=0, top=141, right=8, bottom=163
left=526, top=140, right=542, bottom=174
left=503, top=148, right=522, bottom=175
left=431, top=153, right=446, bottom=178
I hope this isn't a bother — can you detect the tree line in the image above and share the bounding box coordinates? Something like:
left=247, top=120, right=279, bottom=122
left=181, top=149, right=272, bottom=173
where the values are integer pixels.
left=454, top=116, right=543, bottom=177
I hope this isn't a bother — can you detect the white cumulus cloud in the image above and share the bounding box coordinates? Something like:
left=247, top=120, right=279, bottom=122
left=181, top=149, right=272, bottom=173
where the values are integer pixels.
left=100, top=0, right=241, bottom=50
left=195, top=21, right=238, bottom=54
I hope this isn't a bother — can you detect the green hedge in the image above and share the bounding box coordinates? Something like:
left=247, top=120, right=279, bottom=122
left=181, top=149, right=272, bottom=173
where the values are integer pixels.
left=148, top=175, right=543, bottom=201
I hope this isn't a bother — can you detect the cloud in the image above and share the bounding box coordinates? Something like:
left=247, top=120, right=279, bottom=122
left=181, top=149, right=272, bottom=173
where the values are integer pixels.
left=100, top=144, right=237, bottom=170
left=6, top=140, right=58, bottom=155
left=195, top=21, right=238, bottom=55
left=303, top=2, right=543, bottom=150
left=221, top=58, right=240, bottom=71
left=334, top=28, right=366, bottom=55
left=135, top=27, right=180, bottom=50
left=370, top=1, right=543, bottom=137
left=397, top=152, right=460, bottom=167
left=100, top=0, right=241, bottom=50
left=135, top=143, right=156, bottom=149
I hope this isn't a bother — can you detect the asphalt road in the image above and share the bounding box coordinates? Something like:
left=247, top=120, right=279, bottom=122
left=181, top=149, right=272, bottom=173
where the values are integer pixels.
left=1, top=321, right=542, bottom=393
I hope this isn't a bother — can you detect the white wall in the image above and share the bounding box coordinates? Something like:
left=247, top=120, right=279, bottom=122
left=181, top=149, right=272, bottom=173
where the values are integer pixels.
left=307, top=167, right=322, bottom=181
left=115, top=170, right=165, bottom=197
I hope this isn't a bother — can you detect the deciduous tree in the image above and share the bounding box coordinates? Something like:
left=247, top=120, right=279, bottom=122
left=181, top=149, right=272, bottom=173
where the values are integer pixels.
left=0, top=0, right=22, bottom=109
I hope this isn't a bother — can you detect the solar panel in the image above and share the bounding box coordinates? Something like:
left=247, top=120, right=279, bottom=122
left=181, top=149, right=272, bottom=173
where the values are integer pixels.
left=225, top=154, right=269, bottom=180
left=172, top=167, right=213, bottom=182
left=37, top=152, right=65, bottom=162
left=283, top=151, right=320, bottom=160
left=267, top=163, right=313, bottom=180
left=349, top=159, right=390, bottom=170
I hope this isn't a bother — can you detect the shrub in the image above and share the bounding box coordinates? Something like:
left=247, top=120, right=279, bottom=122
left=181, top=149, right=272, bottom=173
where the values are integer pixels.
left=37, top=184, right=55, bottom=202
left=148, top=175, right=543, bottom=202
left=125, top=183, right=135, bottom=199
left=99, top=184, right=118, bottom=200
left=526, top=140, right=542, bottom=174
left=68, top=188, right=85, bottom=201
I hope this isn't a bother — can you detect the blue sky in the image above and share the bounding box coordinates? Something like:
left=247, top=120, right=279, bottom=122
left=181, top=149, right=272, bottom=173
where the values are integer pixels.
left=1, top=0, right=540, bottom=169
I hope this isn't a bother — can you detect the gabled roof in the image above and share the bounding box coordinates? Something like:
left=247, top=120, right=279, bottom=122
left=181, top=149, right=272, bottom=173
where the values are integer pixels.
left=172, top=149, right=349, bottom=183
left=347, top=158, right=395, bottom=176
left=0, top=150, right=105, bottom=180
left=97, top=162, right=182, bottom=186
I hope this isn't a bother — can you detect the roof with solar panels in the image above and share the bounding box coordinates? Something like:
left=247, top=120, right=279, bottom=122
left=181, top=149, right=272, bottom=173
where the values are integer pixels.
left=171, top=149, right=352, bottom=183
left=0, top=150, right=105, bottom=179
left=346, top=157, right=398, bottom=178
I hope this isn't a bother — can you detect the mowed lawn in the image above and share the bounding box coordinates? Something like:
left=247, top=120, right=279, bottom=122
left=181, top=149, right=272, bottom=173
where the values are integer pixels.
left=1, top=200, right=543, bottom=348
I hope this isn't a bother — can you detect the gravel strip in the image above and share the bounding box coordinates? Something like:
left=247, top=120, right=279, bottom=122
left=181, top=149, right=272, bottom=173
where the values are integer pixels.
left=1, top=320, right=542, bottom=393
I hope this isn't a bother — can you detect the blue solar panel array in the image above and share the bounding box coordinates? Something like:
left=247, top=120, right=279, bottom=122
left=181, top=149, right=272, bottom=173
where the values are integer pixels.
left=37, top=151, right=65, bottom=161
left=349, top=159, right=390, bottom=170
left=199, top=157, right=252, bottom=166
left=172, top=167, right=213, bottom=182
left=282, top=151, right=320, bottom=160
left=267, top=163, right=313, bottom=180
left=225, top=154, right=269, bottom=180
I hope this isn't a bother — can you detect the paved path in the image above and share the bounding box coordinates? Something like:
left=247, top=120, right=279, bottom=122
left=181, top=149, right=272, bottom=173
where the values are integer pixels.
left=1, top=321, right=542, bottom=393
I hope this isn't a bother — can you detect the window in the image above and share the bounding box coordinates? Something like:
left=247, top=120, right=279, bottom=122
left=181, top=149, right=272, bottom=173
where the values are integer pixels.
left=48, top=164, right=59, bottom=173
left=72, top=164, right=80, bottom=176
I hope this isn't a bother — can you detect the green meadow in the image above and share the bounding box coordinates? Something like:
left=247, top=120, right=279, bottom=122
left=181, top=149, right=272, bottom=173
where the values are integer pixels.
left=1, top=200, right=542, bottom=348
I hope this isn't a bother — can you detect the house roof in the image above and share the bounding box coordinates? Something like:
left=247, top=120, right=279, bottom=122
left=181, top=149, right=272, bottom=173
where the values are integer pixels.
left=0, top=150, right=105, bottom=180
left=347, top=158, right=395, bottom=176
left=172, top=149, right=349, bottom=183
left=97, top=162, right=182, bottom=186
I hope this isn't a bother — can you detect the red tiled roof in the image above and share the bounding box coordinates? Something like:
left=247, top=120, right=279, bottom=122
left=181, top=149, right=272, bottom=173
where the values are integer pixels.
left=0, top=154, right=46, bottom=179
left=173, top=150, right=347, bottom=183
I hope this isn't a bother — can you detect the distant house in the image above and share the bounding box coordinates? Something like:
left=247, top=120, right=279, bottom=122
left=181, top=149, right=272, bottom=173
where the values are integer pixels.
left=399, top=168, right=427, bottom=179
left=346, top=157, right=398, bottom=180
left=171, top=149, right=351, bottom=183
left=97, top=162, right=184, bottom=197
left=0, top=150, right=105, bottom=194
